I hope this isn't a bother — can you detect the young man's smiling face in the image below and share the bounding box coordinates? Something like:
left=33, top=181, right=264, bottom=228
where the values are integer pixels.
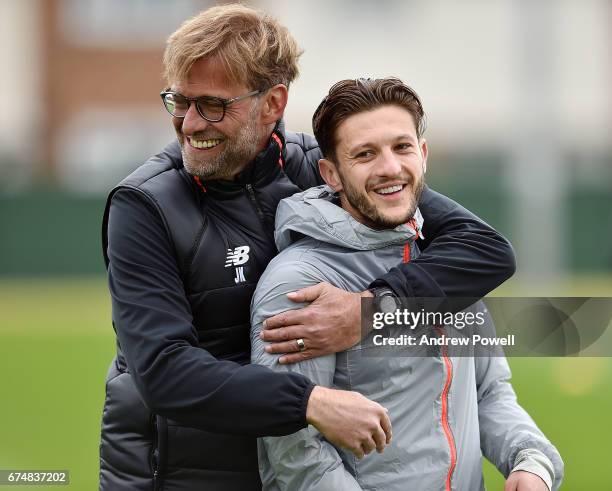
left=320, top=104, right=428, bottom=229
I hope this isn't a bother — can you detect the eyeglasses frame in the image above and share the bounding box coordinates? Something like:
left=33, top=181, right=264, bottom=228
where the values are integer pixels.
left=160, top=89, right=263, bottom=122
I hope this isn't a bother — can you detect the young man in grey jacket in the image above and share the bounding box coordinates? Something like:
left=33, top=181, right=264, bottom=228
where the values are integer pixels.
left=250, top=78, right=563, bottom=491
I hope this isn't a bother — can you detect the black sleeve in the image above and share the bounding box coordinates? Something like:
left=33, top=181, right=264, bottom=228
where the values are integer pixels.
left=107, top=189, right=314, bottom=437
left=282, top=131, right=325, bottom=190
left=369, top=185, right=516, bottom=298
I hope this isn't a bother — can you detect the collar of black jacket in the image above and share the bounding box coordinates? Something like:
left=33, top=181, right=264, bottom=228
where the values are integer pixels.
left=176, top=120, right=287, bottom=197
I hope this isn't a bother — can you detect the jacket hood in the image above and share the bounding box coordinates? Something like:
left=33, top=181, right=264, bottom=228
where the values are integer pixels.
left=275, top=185, right=423, bottom=252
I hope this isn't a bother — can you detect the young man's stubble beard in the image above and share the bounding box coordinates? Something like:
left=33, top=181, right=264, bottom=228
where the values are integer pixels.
left=338, top=168, right=425, bottom=229
left=181, top=100, right=262, bottom=180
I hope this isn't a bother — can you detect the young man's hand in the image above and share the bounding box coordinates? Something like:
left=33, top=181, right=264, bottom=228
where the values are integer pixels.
left=260, top=282, right=372, bottom=364
left=504, top=471, right=550, bottom=491
left=306, top=386, right=392, bottom=459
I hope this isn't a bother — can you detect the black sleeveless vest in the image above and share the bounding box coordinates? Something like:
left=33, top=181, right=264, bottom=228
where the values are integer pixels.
left=99, top=128, right=322, bottom=490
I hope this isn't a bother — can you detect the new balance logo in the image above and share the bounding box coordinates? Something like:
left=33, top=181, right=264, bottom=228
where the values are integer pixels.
left=225, top=246, right=250, bottom=284
left=225, top=246, right=250, bottom=267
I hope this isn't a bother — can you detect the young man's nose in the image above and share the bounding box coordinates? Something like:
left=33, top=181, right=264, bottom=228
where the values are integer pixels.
left=377, top=148, right=403, bottom=176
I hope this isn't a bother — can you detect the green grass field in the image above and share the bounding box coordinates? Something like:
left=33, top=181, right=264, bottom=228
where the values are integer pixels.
left=1, top=277, right=611, bottom=490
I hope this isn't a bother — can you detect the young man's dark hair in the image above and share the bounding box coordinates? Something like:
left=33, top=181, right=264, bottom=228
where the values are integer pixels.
left=313, top=77, right=426, bottom=162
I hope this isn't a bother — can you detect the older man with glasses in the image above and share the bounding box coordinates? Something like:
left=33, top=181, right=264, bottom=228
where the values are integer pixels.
left=99, top=4, right=516, bottom=490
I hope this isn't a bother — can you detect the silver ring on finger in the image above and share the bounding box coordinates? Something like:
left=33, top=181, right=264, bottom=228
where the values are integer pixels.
left=296, top=338, right=306, bottom=352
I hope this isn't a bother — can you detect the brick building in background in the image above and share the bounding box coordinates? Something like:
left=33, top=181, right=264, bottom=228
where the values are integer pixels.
left=42, top=0, right=216, bottom=193
left=2, top=0, right=213, bottom=193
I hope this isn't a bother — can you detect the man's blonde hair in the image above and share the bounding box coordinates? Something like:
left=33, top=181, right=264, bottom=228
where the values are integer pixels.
left=163, top=3, right=302, bottom=89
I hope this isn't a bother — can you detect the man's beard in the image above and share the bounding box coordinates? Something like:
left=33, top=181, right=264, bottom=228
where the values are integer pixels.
left=181, top=103, right=260, bottom=180
left=339, top=169, right=425, bottom=229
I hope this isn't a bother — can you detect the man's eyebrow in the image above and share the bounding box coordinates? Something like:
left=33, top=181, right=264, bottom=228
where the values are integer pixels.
left=346, top=134, right=416, bottom=154
left=346, top=142, right=371, bottom=154
left=166, top=89, right=224, bottom=100
left=391, top=133, right=417, bottom=142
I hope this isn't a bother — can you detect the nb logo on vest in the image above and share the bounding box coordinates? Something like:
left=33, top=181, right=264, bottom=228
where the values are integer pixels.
left=225, top=246, right=250, bottom=284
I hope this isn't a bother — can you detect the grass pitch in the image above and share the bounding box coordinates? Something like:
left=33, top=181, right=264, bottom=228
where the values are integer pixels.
left=0, top=277, right=610, bottom=490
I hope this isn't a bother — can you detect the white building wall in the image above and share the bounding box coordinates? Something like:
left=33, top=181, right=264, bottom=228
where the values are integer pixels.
left=267, top=0, right=610, bottom=152
left=0, top=0, right=42, bottom=184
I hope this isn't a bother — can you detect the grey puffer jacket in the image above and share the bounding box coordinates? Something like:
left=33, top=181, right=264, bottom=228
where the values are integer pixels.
left=250, top=185, right=563, bottom=491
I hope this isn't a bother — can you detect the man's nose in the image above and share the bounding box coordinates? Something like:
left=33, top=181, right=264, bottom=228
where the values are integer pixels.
left=377, top=148, right=403, bottom=176
left=180, top=103, right=210, bottom=135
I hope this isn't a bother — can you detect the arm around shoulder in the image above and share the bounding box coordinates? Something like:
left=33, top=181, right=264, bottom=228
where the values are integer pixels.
left=371, top=186, right=516, bottom=299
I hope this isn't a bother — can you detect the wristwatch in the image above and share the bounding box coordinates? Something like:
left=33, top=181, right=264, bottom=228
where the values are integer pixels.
left=368, top=286, right=401, bottom=314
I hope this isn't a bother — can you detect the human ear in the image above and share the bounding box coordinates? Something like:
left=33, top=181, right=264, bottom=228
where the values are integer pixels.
left=260, top=84, right=288, bottom=125
left=318, top=158, right=343, bottom=191
left=420, top=138, right=428, bottom=174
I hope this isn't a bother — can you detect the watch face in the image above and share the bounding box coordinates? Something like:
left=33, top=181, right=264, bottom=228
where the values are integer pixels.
left=379, top=295, right=398, bottom=314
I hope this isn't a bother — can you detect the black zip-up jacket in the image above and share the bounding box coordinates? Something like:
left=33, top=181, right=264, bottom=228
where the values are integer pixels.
left=99, top=125, right=515, bottom=490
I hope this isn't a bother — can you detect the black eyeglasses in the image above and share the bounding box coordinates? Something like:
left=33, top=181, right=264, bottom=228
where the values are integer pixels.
left=160, top=89, right=262, bottom=122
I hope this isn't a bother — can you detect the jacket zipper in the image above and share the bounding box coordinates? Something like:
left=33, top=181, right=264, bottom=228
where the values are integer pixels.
left=403, top=242, right=411, bottom=263
left=245, top=184, right=267, bottom=225
left=151, top=414, right=160, bottom=490
left=151, top=415, right=167, bottom=491
left=436, top=327, right=457, bottom=491
left=244, top=184, right=274, bottom=237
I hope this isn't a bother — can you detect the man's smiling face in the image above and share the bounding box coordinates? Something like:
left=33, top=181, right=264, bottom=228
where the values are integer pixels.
left=170, top=56, right=264, bottom=180
left=324, top=104, right=427, bottom=229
